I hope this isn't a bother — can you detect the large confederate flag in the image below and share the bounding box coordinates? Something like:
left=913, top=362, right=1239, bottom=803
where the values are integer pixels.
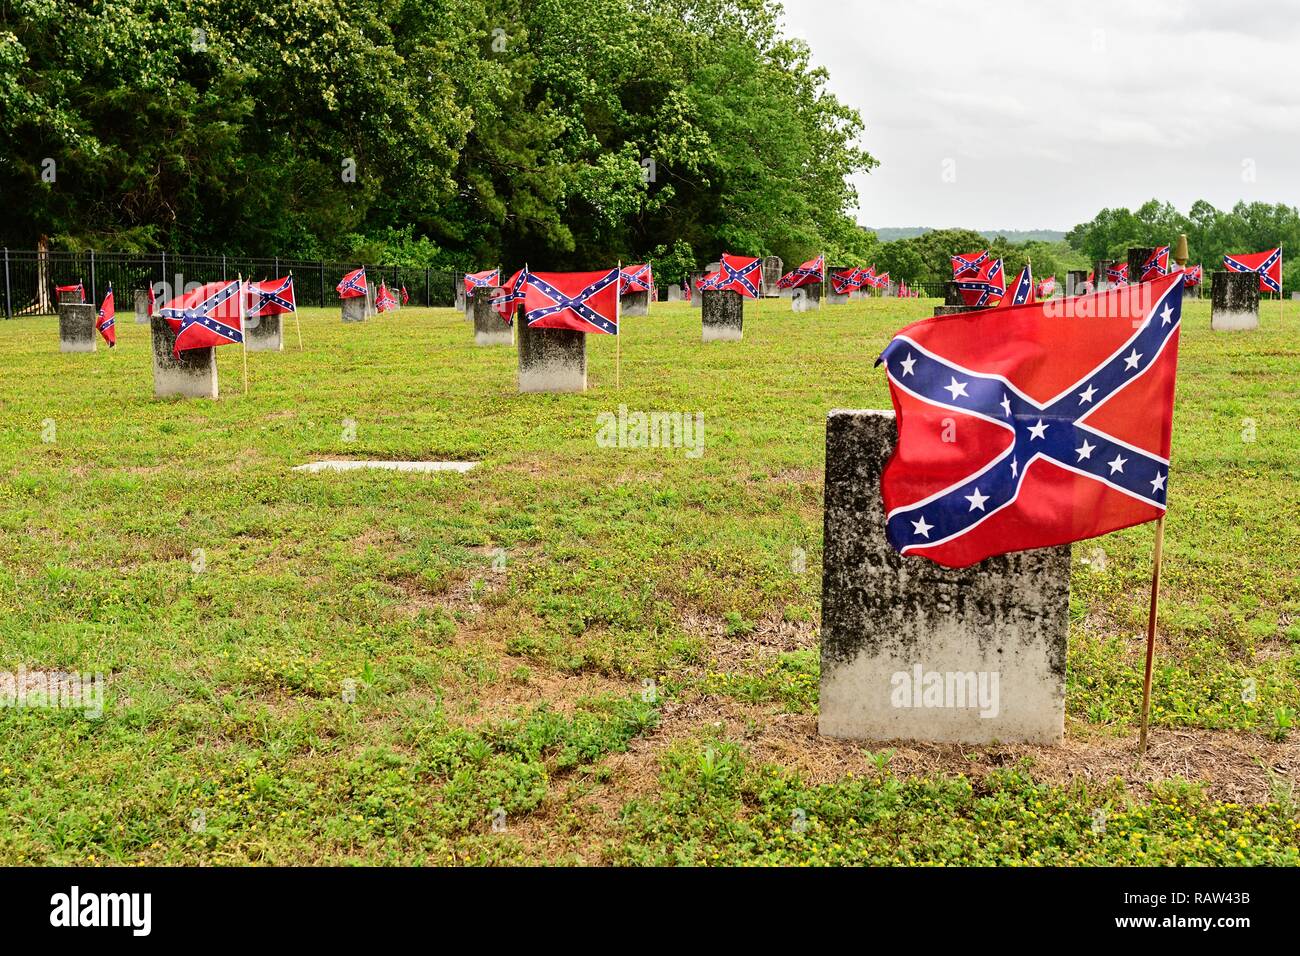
left=876, top=271, right=1184, bottom=567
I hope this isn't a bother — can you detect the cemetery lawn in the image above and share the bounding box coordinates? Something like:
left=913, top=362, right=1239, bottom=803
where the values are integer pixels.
left=0, top=298, right=1297, bottom=866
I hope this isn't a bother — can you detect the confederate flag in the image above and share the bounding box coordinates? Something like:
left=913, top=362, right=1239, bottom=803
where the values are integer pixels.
left=706, top=253, right=763, bottom=298
left=996, top=263, right=1034, bottom=308
left=777, top=255, right=825, bottom=289
left=400, top=285, right=410, bottom=304
left=1223, top=247, right=1282, bottom=294
left=1140, top=246, right=1169, bottom=282
left=464, top=269, right=500, bottom=298
left=876, top=271, right=1184, bottom=567
left=56, top=281, right=85, bottom=303
left=954, top=258, right=1005, bottom=307
left=96, top=284, right=116, bottom=347
left=620, top=264, right=653, bottom=294
left=490, top=269, right=526, bottom=323
left=951, top=250, right=990, bottom=279
left=337, top=268, right=367, bottom=299
left=245, top=276, right=296, bottom=316
left=522, top=269, right=619, bottom=335
left=376, top=282, right=398, bottom=313
left=160, top=280, right=244, bottom=356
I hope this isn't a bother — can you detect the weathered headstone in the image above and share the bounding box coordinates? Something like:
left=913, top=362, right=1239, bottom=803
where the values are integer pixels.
left=341, top=296, right=366, bottom=323
left=819, top=409, right=1070, bottom=745
left=1210, top=271, right=1259, bottom=331
left=760, top=256, right=783, bottom=297
left=689, top=272, right=704, bottom=309
left=58, top=303, right=96, bottom=352
left=150, top=316, right=217, bottom=399
left=134, top=289, right=151, bottom=324
left=666, top=284, right=683, bottom=302
left=621, top=290, right=649, bottom=317
left=791, top=288, right=813, bottom=312
left=1066, top=270, right=1089, bottom=297
left=826, top=266, right=850, bottom=305
left=473, top=287, right=513, bottom=346
left=701, top=289, right=743, bottom=341
left=58, top=290, right=82, bottom=305
left=943, top=281, right=965, bottom=307
left=517, top=323, right=587, bottom=393
left=1093, top=260, right=1113, bottom=292
left=454, top=276, right=467, bottom=313
left=245, top=312, right=283, bottom=352
left=1127, top=247, right=1155, bottom=284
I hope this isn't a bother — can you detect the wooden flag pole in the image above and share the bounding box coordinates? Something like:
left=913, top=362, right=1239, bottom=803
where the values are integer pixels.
left=238, top=273, right=249, bottom=395
left=616, top=260, right=622, bottom=389
left=1138, top=514, right=1166, bottom=754
left=290, top=269, right=303, bottom=351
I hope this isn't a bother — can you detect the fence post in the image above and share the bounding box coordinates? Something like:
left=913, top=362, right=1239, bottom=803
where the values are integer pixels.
left=222, top=255, right=227, bottom=281
left=161, top=251, right=167, bottom=298
left=274, top=256, right=279, bottom=279
left=89, top=249, right=96, bottom=305
left=319, top=261, right=325, bottom=307
left=3, top=248, right=11, bottom=320
left=425, top=267, right=430, bottom=307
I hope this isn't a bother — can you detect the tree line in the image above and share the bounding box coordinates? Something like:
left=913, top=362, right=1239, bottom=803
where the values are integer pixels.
left=1, top=0, right=874, bottom=283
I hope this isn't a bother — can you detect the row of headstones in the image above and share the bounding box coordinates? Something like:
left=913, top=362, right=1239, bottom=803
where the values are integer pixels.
left=931, top=247, right=1263, bottom=331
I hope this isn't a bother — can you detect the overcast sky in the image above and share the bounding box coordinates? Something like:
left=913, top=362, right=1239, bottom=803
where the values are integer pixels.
left=779, top=0, right=1300, bottom=232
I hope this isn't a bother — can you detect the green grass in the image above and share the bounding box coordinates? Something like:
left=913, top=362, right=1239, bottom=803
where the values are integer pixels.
left=0, top=297, right=1296, bottom=865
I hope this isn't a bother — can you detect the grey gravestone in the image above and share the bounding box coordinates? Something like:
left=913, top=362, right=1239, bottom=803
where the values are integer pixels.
left=760, top=256, right=783, bottom=297
left=58, top=303, right=96, bottom=353
left=58, top=290, right=83, bottom=304
left=820, top=409, right=1070, bottom=744
left=1292, top=291, right=1300, bottom=301
left=1210, top=271, right=1259, bottom=331
left=134, top=289, right=151, bottom=324
left=454, top=276, right=467, bottom=313
left=621, top=290, right=649, bottom=317
left=341, top=297, right=366, bottom=323
left=245, top=313, right=283, bottom=352
left=826, top=266, right=850, bottom=305
left=1066, top=270, right=1089, bottom=297
left=943, top=281, right=965, bottom=307
left=517, top=323, right=587, bottom=393
left=473, top=287, right=513, bottom=346
left=1127, top=247, right=1156, bottom=284
left=689, top=272, right=704, bottom=309
left=150, top=316, right=217, bottom=399
left=701, top=289, right=743, bottom=342
left=791, top=288, right=813, bottom=312
left=666, top=284, right=683, bottom=302
left=1093, top=259, right=1113, bottom=292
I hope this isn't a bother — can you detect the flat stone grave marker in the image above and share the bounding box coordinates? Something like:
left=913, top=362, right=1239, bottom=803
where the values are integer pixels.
left=621, top=290, right=649, bottom=317
left=473, top=287, right=513, bottom=346
left=58, top=303, right=96, bottom=352
left=293, top=460, right=478, bottom=474
left=341, top=297, right=366, bottom=323
left=819, top=409, right=1070, bottom=745
left=245, top=313, right=283, bottom=352
left=666, top=284, right=682, bottom=302
left=701, top=289, right=743, bottom=341
left=1211, top=271, right=1259, bottom=331
left=688, top=273, right=704, bottom=309
left=134, top=289, right=151, bottom=324
left=517, top=322, right=587, bottom=393
left=150, top=316, right=217, bottom=399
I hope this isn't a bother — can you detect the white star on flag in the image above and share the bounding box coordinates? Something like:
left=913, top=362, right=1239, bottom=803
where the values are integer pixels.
left=911, top=516, right=933, bottom=538
left=1028, top=419, right=1048, bottom=440
left=1076, top=439, right=1095, bottom=461
left=1108, top=454, right=1127, bottom=474
left=965, top=488, right=989, bottom=511
left=898, top=353, right=916, bottom=376
left=944, top=377, right=969, bottom=400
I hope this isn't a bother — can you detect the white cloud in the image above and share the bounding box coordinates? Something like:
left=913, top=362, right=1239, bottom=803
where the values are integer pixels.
left=779, top=0, right=1300, bottom=229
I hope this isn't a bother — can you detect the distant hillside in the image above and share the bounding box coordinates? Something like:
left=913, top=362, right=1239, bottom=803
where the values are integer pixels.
left=869, top=227, right=1068, bottom=243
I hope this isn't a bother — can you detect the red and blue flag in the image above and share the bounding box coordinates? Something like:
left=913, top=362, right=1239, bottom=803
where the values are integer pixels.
left=1140, top=246, right=1169, bottom=282
left=376, top=282, right=397, bottom=313
left=522, top=269, right=620, bottom=335
left=876, top=270, right=1184, bottom=567
left=777, top=255, right=824, bottom=289
left=246, top=276, right=296, bottom=316
left=620, top=264, right=653, bottom=294
left=160, top=280, right=244, bottom=356
left=1223, top=247, right=1282, bottom=294
left=705, top=253, right=763, bottom=298
left=955, top=258, right=1005, bottom=307
left=951, top=250, right=990, bottom=279
left=464, top=269, right=501, bottom=297
left=96, top=284, right=116, bottom=347
left=337, top=268, right=367, bottom=299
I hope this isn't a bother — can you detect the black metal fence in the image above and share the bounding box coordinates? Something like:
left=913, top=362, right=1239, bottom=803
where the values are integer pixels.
left=1, top=249, right=461, bottom=318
